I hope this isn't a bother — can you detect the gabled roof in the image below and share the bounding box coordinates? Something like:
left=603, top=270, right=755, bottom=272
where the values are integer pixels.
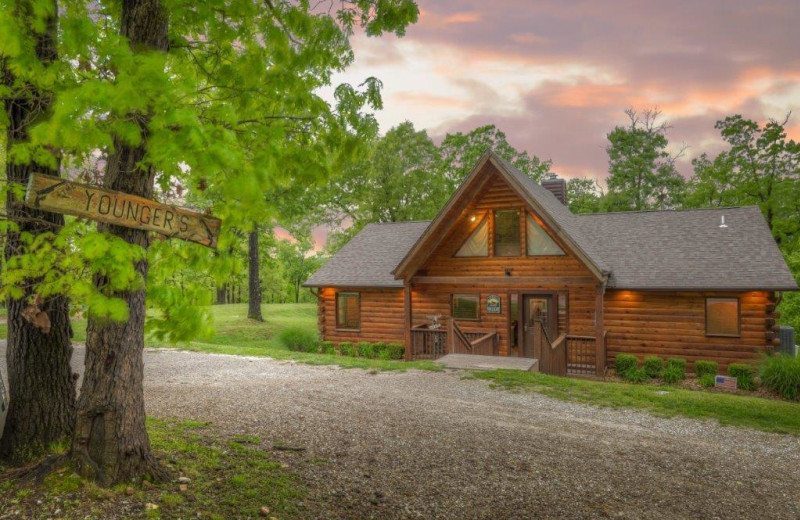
left=303, top=221, right=429, bottom=288
left=305, top=151, right=798, bottom=291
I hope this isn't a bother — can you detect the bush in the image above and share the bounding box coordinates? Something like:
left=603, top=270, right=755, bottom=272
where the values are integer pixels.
left=371, top=342, right=388, bottom=358
left=698, top=373, right=716, bottom=388
left=278, top=328, right=319, bottom=352
left=338, top=342, right=356, bottom=357
left=728, top=363, right=756, bottom=391
left=386, top=343, right=405, bottom=360
left=642, top=356, right=664, bottom=378
left=662, top=365, right=685, bottom=384
left=760, top=355, right=800, bottom=400
left=614, top=353, right=638, bottom=376
left=666, top=358, right=687, bottom=373
left=622, top=368, right=647, bottom=384
left=694, top=360, right=718, bottom=378
left=357, top=341, right=375, bottom=358
left=319, top=341, right=335, bottom=355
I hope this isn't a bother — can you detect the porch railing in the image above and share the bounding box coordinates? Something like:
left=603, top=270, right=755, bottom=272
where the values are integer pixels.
left=410, top=318, right=497, bottom=359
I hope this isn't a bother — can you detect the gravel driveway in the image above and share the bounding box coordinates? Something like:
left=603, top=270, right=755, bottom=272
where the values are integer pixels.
left=2, top=343, right=800, bottom=519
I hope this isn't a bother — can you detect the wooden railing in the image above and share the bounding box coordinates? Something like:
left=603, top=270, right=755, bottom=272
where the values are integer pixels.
left=468, top=332, right=498, bottom=356
left=410, top=319, right=497, bottom=359
left=566, top=335, right=596, bottom=376
left=410, top=326, right=447, bottom=359
left=536, top=320, right=567, bottom=376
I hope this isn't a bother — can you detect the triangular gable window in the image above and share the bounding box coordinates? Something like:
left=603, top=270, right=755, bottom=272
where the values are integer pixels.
left=526, top=214, right=564, bottom=256
left=455, top=217, right=489, bottom=257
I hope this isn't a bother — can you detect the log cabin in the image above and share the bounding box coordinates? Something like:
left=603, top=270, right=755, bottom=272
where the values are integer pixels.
left=304, top=151, right=798, bottom=376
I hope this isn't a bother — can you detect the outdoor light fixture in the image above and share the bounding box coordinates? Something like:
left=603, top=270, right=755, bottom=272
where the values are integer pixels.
left=470, top=215, right=477, bottom=222
left=719, top=215, right=728, bottom=228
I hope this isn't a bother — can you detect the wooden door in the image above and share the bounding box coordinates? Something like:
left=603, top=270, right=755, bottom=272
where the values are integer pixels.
left=522, top=295, right=555, bottom=359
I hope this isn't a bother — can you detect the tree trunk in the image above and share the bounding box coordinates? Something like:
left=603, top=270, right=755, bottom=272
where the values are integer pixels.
left=71, top=0, right=169, bottom=486
left=0, top=0, right=76, bottom=465
left=215, top=285, right=226, bottom=305
left=247, top=227, right=263, bottom=321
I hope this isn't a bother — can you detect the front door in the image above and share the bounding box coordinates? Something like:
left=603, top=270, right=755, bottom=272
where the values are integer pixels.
left=522, top=294, right=556, bottom=359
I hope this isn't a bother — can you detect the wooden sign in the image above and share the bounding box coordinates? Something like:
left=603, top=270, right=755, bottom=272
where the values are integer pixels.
left=25, top=173, right=220, bottom=248
left=486, top=294, right=501, bottom=314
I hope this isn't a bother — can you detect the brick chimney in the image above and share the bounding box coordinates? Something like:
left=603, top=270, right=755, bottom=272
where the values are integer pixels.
left=541, top=173, right=567, bottom=205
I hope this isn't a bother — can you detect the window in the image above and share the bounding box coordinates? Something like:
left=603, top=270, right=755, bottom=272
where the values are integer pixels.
left=452, top=294, right=480, bottom=320
left=706, top=298, right=740, bottom=336
left=526, top=214, right=564, bottom=256
left=509, top=293, right=519, bottom=348
left=336, top=292, right=360, bottom=330
left=494, top=209, right=521, bottom=256
left=455, top=217, right=489, bottom=257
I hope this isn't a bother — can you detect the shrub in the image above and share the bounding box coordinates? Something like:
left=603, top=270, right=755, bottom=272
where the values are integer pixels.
left=614, top=353, right=638, bottom=376
left=386, top=343, right=405, bottom=360
left=642, top=356, right=664, bottom=378
left=319, top=341, right=335, bottom=355
left=666, top=358, right=687, bottom=373
left=338, top=342, right=356, bottom=357
left=357, top=341, right=375, bottom=358
left=694, top=360, right=718, bottom=378
left=372, top=342, right=388, bottom=358
left=760, top=355, right=800, bottom=400
left=662, top=365, right=685, bottom=384
left=728, top=363, right=756, bottom=391
left=698, top=374, right=716, bottom=388
left=622, top=368, right=647, bottom=384
left=278, top=328, right=318, bottom=352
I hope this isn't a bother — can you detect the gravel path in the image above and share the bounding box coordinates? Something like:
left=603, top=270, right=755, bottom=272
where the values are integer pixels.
left=2, top=343, right=800, bottom=519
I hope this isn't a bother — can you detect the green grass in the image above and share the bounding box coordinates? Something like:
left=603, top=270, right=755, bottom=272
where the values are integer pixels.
left=471, top=369, right=800, bottom=435
left=0, top=418, right=304, bottom=519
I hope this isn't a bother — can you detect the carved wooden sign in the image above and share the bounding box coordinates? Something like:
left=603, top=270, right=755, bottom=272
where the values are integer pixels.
left=25, top=173, right=221, bottom=248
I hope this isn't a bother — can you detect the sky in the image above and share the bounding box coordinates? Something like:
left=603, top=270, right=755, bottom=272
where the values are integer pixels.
left=326, top=0, right=800, bottom=183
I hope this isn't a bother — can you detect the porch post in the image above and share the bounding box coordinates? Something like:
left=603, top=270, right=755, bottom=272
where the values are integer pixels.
left=404, top=282, right=412, bottom=361
left=595, top=281, right=606, bottom=377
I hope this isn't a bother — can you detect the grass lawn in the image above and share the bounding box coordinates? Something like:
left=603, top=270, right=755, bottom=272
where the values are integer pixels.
left=472, top=369, right=800, bottom=435
left=0, top=418, right=304, bottom=519
left=0, top=303, right=438, bottom=372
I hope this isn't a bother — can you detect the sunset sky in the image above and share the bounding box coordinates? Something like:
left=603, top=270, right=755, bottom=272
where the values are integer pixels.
left=327, top=0, right=800, bottom=182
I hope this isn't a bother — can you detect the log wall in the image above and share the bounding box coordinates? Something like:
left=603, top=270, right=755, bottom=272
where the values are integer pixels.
left=318, top=287, right=405, bottom=344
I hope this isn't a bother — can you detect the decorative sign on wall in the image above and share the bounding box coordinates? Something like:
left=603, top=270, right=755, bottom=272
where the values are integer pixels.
left=25, top=173, right=221, bottom=248
left=715, top=375, right=737, bottom=390
left=486, top=294, right=501, bottom=314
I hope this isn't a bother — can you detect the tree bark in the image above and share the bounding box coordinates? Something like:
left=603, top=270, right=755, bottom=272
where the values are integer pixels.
left=0, top=0, right=76, bottom=465
left=247, top=226, right=263, bottom=321
left=71, top=0, right=170, bottom=486
left=215, top=285, right=226, bottom=305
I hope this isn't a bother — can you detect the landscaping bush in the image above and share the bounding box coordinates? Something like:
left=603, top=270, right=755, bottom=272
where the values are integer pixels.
left=698, top=374, right=716, bottom=388
left=694, top=360, right=718, bottom=378
left=728, top=363, right=756, bottom=391
left=622, top=368, right=647, bottom=384
left=386, top=343, right=405, bottom=360
left=319, top=341, right=335, bottom=355
left=614, top=353, right=638, bottom=376
left=371, top=342, right=388, bottom=359
left=338, top=342, right=356, bottom=357
left=642, top=356, right=664, bottom=378
left=278, top=328, right=319, bottom=352
left=357, top=341, right=375, bottom=358
left=666, top=358, right=687, bottom=374
left=759, top=355, right=800, bottom=400
left=662, top=365, right=685, bottom=384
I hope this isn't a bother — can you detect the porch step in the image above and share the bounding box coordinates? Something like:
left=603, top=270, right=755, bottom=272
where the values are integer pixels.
left=435, top=354, right=539, bottom=372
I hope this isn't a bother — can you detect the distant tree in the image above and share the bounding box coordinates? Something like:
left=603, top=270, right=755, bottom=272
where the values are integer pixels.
left=438, top=124, right=551, bottom=191
left=247, top=226, right=263, bottom=321
left=566, top=178, right=603, bottom=214
left=684, top=153, right=741, bottom=208
left=275, top=238, right=323, bottom=304
left=605, top=109, right=686, bottom=211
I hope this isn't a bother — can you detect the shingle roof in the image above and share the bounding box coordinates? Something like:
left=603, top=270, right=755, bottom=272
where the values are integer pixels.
left=303, top=221, right=430, bottom=288
left=305, top=151, right=797, bottom=291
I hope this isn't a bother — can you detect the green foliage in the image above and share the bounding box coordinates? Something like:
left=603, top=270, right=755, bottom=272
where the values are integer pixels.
left=614, top=353, right=638, bottom=375
left=759, top=355, right=800, bottom=400
left=661, top=365, right=685, bottom=385
left=642, top=356, right=664, bottom=378
left=728, top=363, right=756, bottom=391
left=622, top=368, right=647, bottom=384
left=357, top=341, right=375, bottom=358
left=694, top=360, right=719, bottom=378
left=386, top=343, right=405, bottom=360
left=338, top=342, right=356, bottom=357
left=567, top=178, right=603, bottom=214
left=278, top=328, right=318, bottom=353
left=666, top=358, right=687, bottom=376
left=319, top=341, right=336, bottom=355
left=698, top=374, right=717, bottom=388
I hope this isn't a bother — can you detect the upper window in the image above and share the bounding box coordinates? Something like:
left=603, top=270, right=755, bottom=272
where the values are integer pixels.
left=526, top=214, right=565, bottom=256
left=455, top=217, right=489, bottom=257
left=336, top=292, right=360, bottom=330
left=494, top=209, right=521, bottom=257
left=452, top=294, right=480, bottom=320
left=706, top=297, right=740, bottom=337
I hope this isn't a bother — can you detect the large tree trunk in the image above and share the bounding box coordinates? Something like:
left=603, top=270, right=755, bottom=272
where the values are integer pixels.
left=71, top=0, right=169, bottom=486
left=215, top=285, right=226, bottom=304
left=0, top=0, right=76, bottom=465
left=247, top=226, right=263, bottom=321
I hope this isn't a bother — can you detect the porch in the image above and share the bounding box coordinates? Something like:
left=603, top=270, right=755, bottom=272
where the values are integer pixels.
left=409, top=318, right=606, bottom=377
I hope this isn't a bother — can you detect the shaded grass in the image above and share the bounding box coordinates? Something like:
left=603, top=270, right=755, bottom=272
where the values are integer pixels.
left=471, top=369, right=800, bottom=435
left=0, top=418, right=303, bottom=519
